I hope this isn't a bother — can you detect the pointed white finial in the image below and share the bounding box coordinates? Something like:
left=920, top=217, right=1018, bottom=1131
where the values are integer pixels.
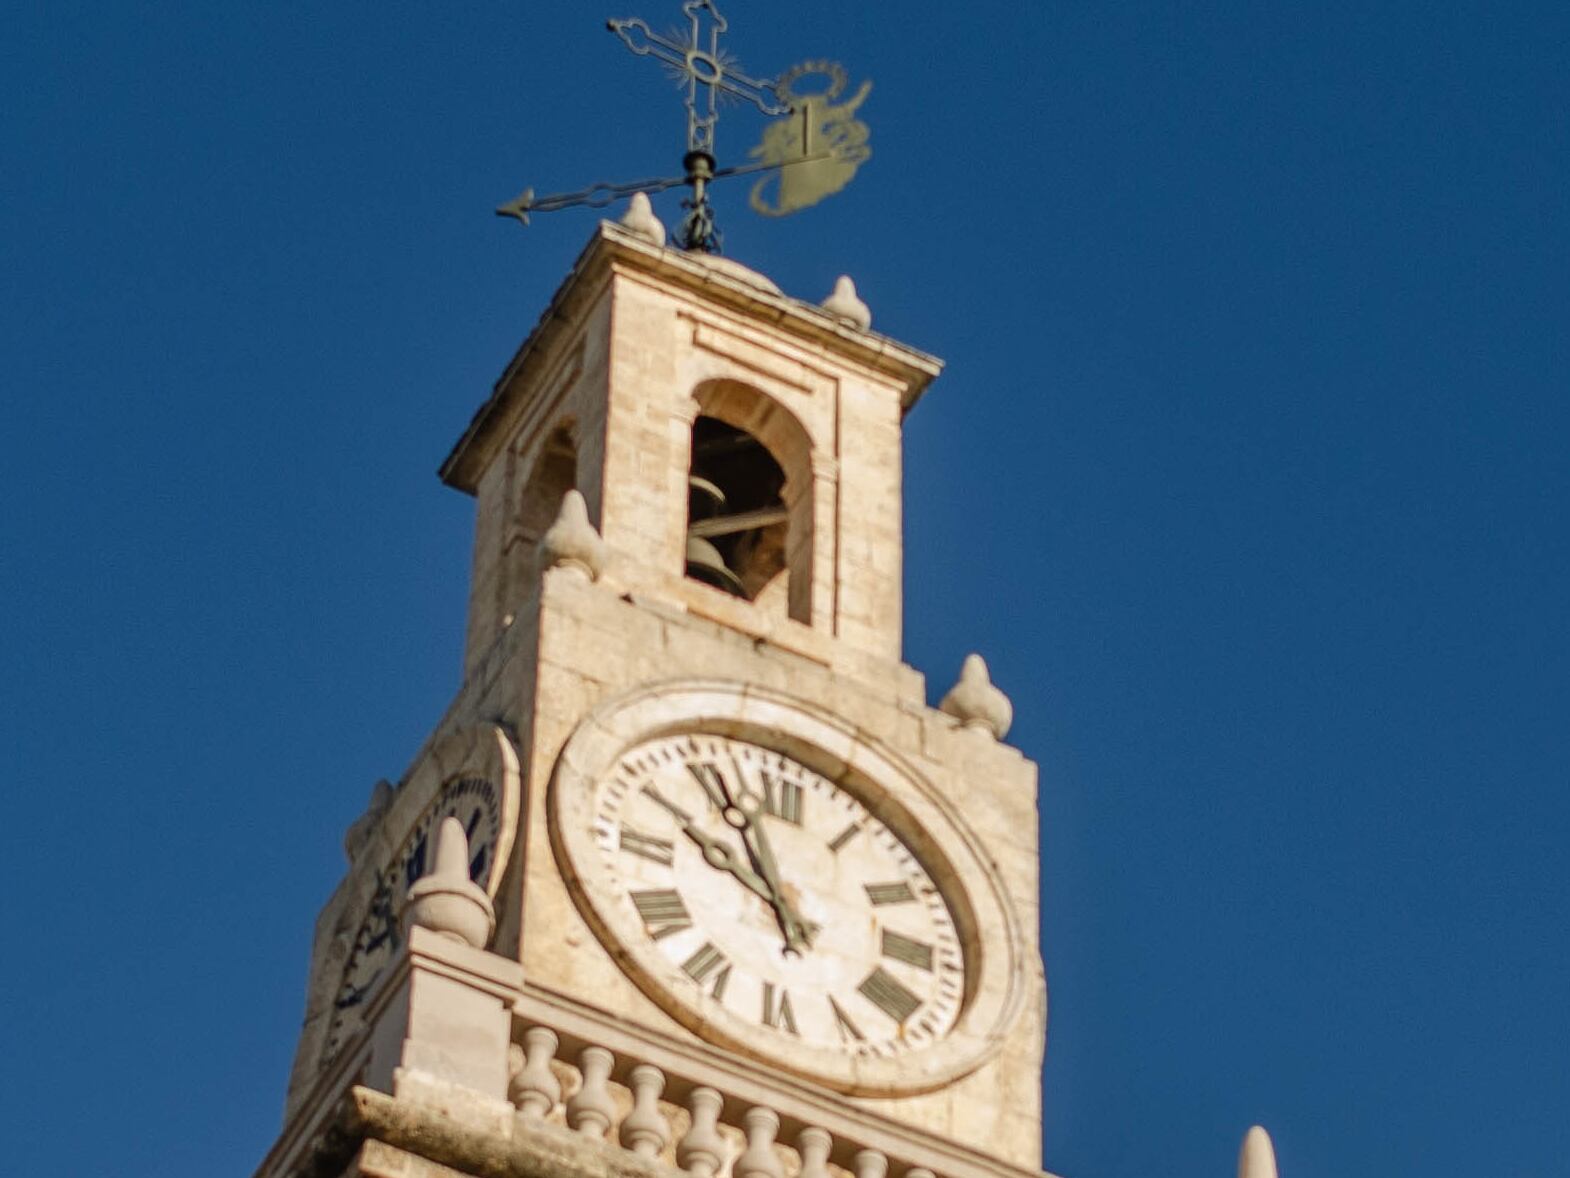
left=821, top=275, right=871, bottom=331
left=403, top=816, right=495, bottom=948
left=540, top=490, right=606, bottom=581
left=620, top=192, right=667, bottom=247
left=1238, top=1126, right=1279, bottom=1178
left=939, top=653, right=1013, bottom=739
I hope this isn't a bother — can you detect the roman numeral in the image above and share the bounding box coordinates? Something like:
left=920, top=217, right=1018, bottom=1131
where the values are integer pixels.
left=620, top=826, right=675, bottom=865
left=827, top=821, right=862, bottom=853
left=858, top=966, right=922, bottom=1024
left=881, top=929, right=934, bottom=972
left=864, top=881, right=916, bottom=906
left=630, top=888, right=691, bottom=940
left=686, top=760, right=730, bottom=810
left=761, top=982, right=798, bottom=1034
left=828, top=994, right=866, bottom=1043
left=680, top=942, right=732, bottom=1001
left=758, top=771, right=802, bottom=825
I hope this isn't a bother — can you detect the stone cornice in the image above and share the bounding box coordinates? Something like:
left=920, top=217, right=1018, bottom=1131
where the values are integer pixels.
left=438, top=223, right=943, bottom=495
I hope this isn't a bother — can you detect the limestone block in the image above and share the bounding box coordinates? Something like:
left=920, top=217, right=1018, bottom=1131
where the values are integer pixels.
left=364, top=927, right=523, bottom=1112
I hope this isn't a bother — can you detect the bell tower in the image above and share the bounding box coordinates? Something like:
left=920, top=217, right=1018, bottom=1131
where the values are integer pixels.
left=253, top=12, right=1053, bottom=1178
left=255, top=212, right=1049, bottom=1178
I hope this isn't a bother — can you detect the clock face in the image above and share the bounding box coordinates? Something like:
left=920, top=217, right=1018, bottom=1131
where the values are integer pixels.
left=587, top=733, right=966, bottom=1060
left=324, top=773, right=502, bottom=1059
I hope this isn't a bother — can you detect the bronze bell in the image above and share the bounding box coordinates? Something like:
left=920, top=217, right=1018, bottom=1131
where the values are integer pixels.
left=685, top=474, right=746, bottom=596
left=685, top=533, right=746, bottom=597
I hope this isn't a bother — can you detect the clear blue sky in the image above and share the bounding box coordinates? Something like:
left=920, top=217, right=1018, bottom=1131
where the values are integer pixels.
left=2, top=3, right=1566, bottom=1176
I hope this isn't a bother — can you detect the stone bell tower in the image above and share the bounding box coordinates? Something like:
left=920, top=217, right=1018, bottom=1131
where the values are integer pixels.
left=253, top=206, right=1050, bottom=1178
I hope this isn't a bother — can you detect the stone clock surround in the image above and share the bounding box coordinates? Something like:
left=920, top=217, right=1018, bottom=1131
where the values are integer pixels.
left=548, top=679, right=1029, bottom=1098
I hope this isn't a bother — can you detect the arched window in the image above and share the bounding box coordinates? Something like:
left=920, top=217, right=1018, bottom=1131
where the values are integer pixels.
left=516, top=424, right=577, bottom=550
left=684, top=382, right=814, bottom=625
left=499, top=423, right=577, bottom=623
left=686, top=415, right=788, bottom=601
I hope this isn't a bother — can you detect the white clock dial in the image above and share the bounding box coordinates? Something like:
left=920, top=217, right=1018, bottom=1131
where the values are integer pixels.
left=591, top=733, right=965, bottom=1058
left=325, top=773, right=502, bottom=1058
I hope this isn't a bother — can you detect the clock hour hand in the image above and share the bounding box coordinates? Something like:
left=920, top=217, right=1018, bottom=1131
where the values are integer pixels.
left=640, top=784, right=772, bottom=902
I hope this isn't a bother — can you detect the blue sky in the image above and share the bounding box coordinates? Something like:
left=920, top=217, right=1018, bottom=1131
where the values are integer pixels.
left=2, top=3, right=1567, bottom=1175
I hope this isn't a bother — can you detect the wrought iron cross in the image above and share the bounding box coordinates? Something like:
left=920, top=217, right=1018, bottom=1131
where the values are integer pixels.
left=496, top=1, right=871, bottom=254
left=608, top=0, right=788, bottom=158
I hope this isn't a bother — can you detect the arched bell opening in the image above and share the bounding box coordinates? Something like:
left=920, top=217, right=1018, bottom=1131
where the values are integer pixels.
left=516, top=424, right=578, bottom=547
left=685, top=415, right=793, bottom=612
left=500, top=422, right=578, bottom=622
left=686, top=379, right=815, bottom=626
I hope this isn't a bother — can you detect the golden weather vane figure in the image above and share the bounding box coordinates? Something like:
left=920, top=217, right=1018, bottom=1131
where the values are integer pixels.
left=496, top=0, right=872, bottom=253
left=748, top=62, right=872, bottom=218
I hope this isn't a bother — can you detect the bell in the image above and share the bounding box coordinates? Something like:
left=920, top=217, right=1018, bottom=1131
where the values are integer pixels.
left=685, top=533, right=746, bottom=597
left=688, top=474, right=727, bottom=518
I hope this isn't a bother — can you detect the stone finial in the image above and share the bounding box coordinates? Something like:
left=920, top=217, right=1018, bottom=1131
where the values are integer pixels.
left=343, top=778, right=393, bottom=861
left=620, top=192, right=667, bottom=247
left=1238, top=1126, right=1279, bottom=1178
left=820, top=275, right=872, bottom=331
left=402, top=817, right=495, bottom=949
left=540, top=490, right=606, bottom=581
left=938, top=653, right=1013, bottom=739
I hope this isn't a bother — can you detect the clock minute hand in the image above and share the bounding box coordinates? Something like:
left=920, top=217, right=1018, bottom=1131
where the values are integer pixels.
left=745, top=819, right=814, bottom=953
left=640, top=784, right=772, bottom=902
left=726, top=766, right=815, bottom=953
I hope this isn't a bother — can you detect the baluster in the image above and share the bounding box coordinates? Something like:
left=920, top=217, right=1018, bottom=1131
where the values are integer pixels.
left=566, top=1046, right=617, bottom=1138
left=619, top=1064, right=671, bottom=1158
left=854, top=1149, right=889, bottom=1178
left=509, top=1027, right=562, bottom=1119
left=678, top=1086, right=727, bottom=1178
left=796, top=1127, right=832, bottom=1178
left=736, top=1107, right=785, bottom=1178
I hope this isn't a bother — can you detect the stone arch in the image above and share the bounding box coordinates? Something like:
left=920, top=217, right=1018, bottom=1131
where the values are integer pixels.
left=686, top=380, right=815, bottom=625
left=515, top=421, right=578, bottom=549
left=499, top=419, right=578, bottom=622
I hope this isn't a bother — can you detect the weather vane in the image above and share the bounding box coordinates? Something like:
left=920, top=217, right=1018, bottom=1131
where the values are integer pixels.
left=496, top=0, right=871, bottom=253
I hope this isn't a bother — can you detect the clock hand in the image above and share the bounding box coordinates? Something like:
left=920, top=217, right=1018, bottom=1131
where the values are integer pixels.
left=725, top=760, right=815, bottom=953
left=640, top=783, right=773, bottom=902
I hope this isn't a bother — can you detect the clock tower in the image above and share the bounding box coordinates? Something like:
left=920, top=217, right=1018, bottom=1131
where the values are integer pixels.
left=252, top=210, right=1050, bottom=1178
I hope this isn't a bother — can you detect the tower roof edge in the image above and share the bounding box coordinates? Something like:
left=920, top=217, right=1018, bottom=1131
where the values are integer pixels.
left=439, top=222, right=943, bottom=495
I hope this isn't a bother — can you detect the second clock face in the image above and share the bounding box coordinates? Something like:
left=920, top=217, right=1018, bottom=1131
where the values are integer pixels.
left=589, top=733, right=966, bottom=1059
left=325, top=773, right=502, bottom=1060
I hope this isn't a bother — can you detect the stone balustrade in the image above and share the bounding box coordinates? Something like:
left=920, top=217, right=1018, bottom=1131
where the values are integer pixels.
left=504, top=996, right=960, bottom=1178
